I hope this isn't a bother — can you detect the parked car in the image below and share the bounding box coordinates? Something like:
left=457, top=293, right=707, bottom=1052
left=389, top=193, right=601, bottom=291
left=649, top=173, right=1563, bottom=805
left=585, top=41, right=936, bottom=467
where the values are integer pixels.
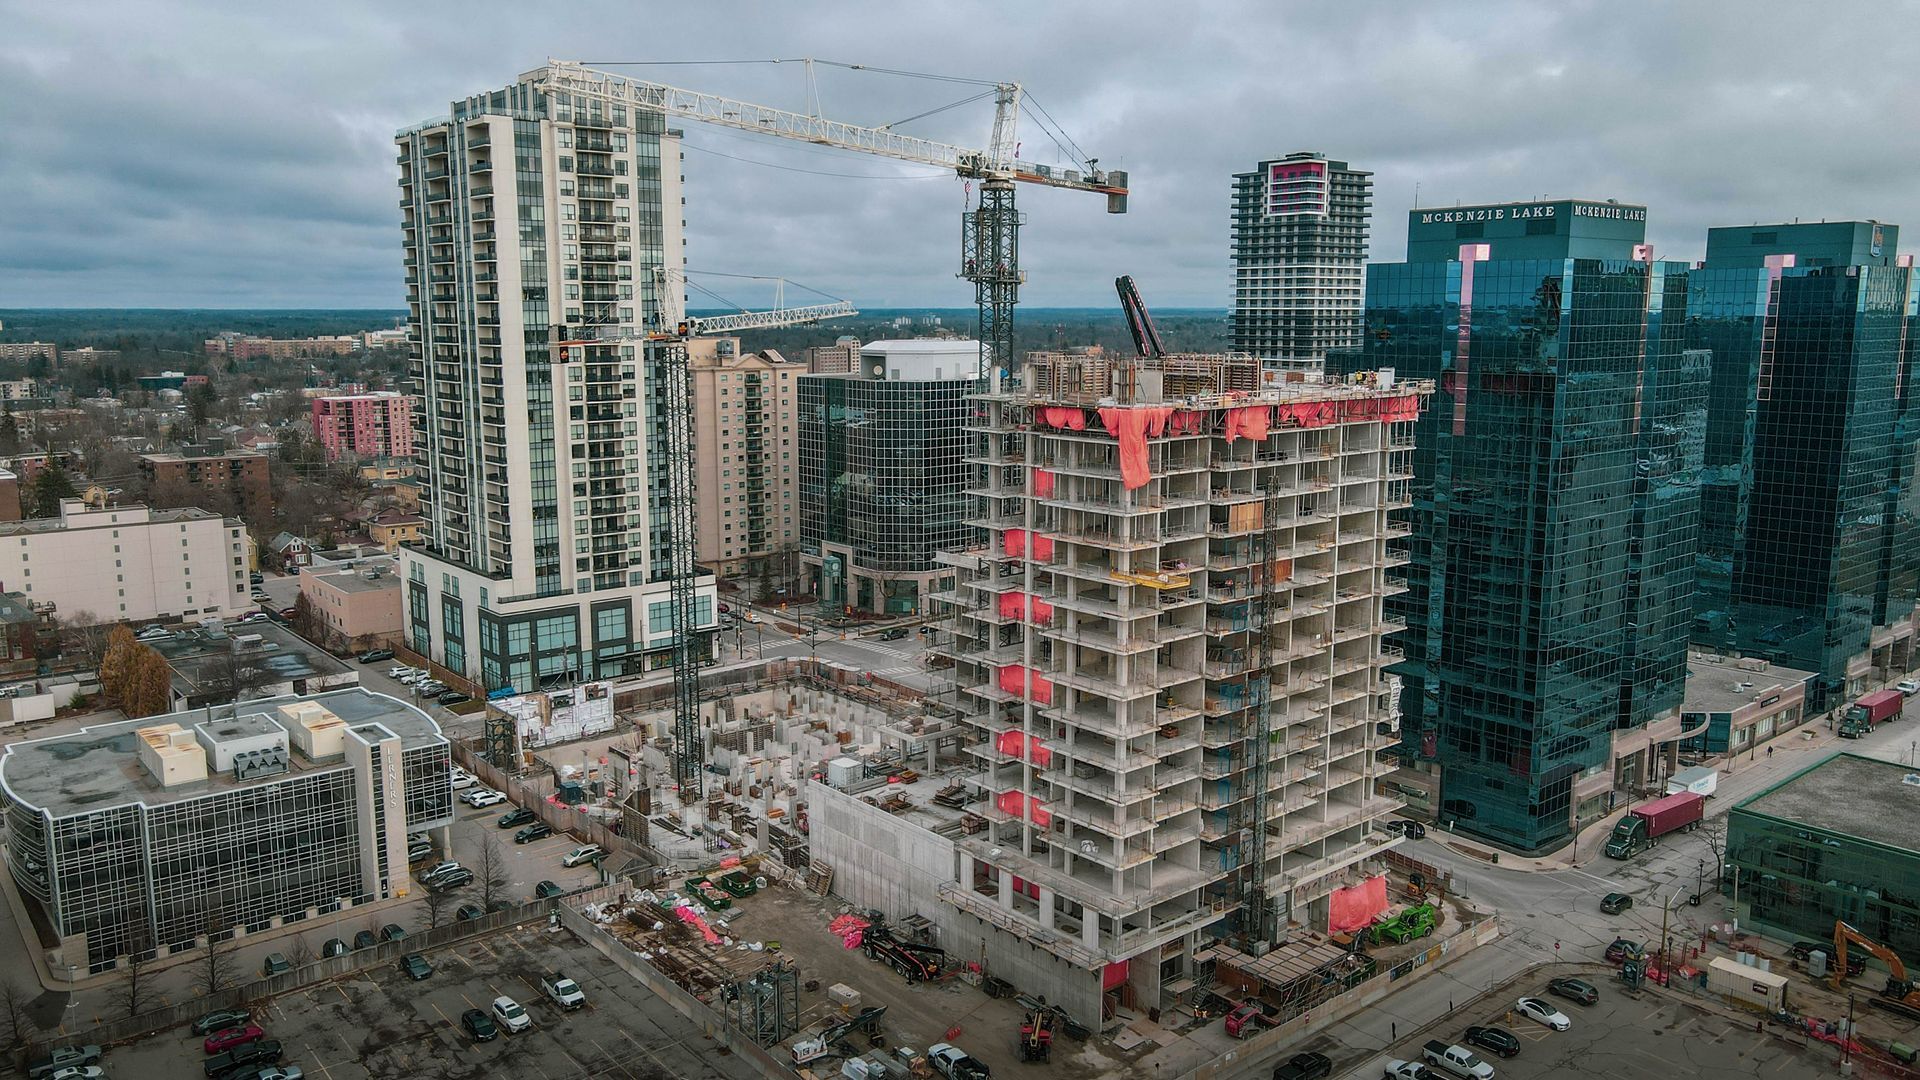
left=1462, top=1026, right=1520, bottom=1059
left=491, top=995, right=533, bottom=1034
left=399, top=953, right=433, bottom=981
left=878, top=627, right=908, bottom=641
left=239, top=1069, right=304, bottom=1080
left=463, top=789, right=507, bottom=808
left=514, top=823, right=553, bottom=844
left=1605, top=938, right=1646, bottom=964
left=203, top=1037, right=281, bottom=1077
left=353, top=929, right=378, bottom=950
left=450, top=772, right=477, bottom=790
left=379, top=923, right=407, bottom=943
left=1515, top=997, right=1570, bottom=1031
left=418, top=681, right=448, bottom=696
left=541, top=972, right=586, bottom=1010
left=534, top=880, right=565, bottom=900
left=1547, top=977, right=1598, bottom=1005
left=357, top=648, right=395, bottom=664
left=1271, top=1051, right=1333, bottom=1080
left=429, top=868, right=474, bottom=890
left=137, top=626, right=171, bottom=641
left=322, top=938, right=349, bottom=958
left=461, top=1008, right=498, bottom=1042
left=204, top=1024, right=266, bottom=1054
left=1393, top=819, right=1427, bottom=839
left=420, top=860, right=463, bottom=882
left=46, top=1069, right=104, bottom=1080
left=192, top=1009, right=251, bottom=1036
left=1900, top=679, right=1920, bottom=697
left=1381, top=1061, right=1431, bottom=1080
left=261, top=951, right=291, bottom=976
left=437, top=691, right=471, bottom=706
left=28, top=1047, right=102, bottom=1080
left=386, top=666, right=413, bottom=679
left=562, top=844, right=605, bottom=867
left=1600, top=892, right=1633, bottom=915
left=238, top=612, right=270, bottom=623
left=456, top=903, right=485, bottom=922
left=498, top=808, right=537, bottom=829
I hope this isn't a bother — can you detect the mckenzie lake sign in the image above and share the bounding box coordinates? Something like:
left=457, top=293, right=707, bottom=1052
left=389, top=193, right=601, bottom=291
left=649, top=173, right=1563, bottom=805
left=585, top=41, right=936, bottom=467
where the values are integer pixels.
left=1416, top=201, right=1647, bottom=225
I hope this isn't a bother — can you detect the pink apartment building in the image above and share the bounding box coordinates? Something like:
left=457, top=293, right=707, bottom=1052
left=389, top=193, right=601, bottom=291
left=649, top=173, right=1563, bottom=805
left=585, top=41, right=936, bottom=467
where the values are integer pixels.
left=311, top=392, right=414, bottom=462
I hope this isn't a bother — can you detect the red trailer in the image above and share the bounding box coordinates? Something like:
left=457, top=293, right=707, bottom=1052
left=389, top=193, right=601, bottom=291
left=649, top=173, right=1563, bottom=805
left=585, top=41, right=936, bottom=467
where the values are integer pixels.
left=1605, top=791, right=1703, bottom=858
left=1840, top=690, right=1903, bottom=737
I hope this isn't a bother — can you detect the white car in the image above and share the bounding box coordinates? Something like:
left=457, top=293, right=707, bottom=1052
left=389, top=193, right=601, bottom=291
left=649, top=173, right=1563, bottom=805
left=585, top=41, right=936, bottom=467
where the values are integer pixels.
left=1516, top=996, right=1571, bottom=1031
left=1898, top=679, right=1919, bottom=697
left=562, top=844, right=605, bottom=868
left=387, top=666, right=413, bottom=679
left=1382, top=1062, right=1431, bottom=1080
left=48, top=1068, right=106, bottom=1080
left=464, top=789, right=507, bottom=808
left=450, top=771, right=477, bottom=790
left=491, top=995, right=533, bottom=1034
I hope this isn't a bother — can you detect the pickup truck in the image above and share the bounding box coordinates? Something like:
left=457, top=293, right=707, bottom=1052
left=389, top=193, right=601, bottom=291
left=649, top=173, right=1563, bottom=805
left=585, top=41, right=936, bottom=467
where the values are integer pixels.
left=27, top=1046, right=102, bottom=1079
left=541, top=971, right=586, bottom=1010
left=1423, top=1040, right=1496, bottom=1080
left=927, top=1041, right=993, bottom=1080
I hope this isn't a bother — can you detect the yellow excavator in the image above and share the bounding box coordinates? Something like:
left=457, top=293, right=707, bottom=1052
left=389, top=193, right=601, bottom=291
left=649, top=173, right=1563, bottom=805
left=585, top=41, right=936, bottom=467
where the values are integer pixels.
left=1831, top=920, right=1920, bottom=1014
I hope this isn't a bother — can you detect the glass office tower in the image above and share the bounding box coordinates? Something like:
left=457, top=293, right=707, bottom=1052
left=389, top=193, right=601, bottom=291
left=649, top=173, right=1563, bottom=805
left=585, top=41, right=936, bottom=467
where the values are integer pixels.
left=1362, top=199, right=1699, bottom=852
left=1688, top=223, right=1919, bottom=707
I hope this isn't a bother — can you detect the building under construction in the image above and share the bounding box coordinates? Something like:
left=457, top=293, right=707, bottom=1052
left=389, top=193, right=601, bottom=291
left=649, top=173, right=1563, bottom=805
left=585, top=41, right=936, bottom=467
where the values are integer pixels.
left=832, top=348, right=1432, bottom=1023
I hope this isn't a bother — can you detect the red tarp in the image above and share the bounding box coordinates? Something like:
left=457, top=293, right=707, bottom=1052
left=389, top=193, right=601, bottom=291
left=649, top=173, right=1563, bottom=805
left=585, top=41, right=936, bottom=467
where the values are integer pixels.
left=1169, top=409, right=1207, bottom=435
left=1382, top=395, right=1421, bottom=423
left=995, top=729, right=1055, bottom=767
left=1008, top=875, right=1041, bottom=900
left=1096, top=406, right=1174, bottom=490
left=1276, top=400, right=1338, bottom=428
left=1039, top=406, right=1087, bottom=430
left=997, top=591, right=1055, bottom=625
left=1032, top=468, right=1056, bottom=497
left=996, top=790, right=1053, bottom=827
left=1102, top=960, right=1130, bottom=991
left=1222, top=405, right=1274, bottom=442
left=1002, top=529, right=1056, bottom=561
left=828, top=913, right=871, bottom=948
left=997, top=664, right=1055, bottom=705
left=1329, top=875, right=1390, bottom=934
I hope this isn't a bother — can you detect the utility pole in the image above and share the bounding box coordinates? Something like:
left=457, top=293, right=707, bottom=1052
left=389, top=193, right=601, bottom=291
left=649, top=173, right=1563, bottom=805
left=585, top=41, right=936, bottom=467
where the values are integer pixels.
left=1841, top=992, right=1856, bottom=1075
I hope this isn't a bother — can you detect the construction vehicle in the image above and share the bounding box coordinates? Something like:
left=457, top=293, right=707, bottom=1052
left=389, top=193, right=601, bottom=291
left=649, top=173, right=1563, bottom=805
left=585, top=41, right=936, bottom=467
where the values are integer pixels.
left=790, top=1005, right=888, bottom=1066
left=1223, top=999, right=1281, bottom=1038
left=1370, top=904, right=1438, bottom=946
left=928, top=1041, right=993, bottom=1080
left=1115, top=275, right=1167, bottom=358
left=531, top=59, right=1125, bottom=795
left=1019, top=1002, right=1056, bottom=1061
left=1831, top=920, right=1920, bottom=1016
left=860, top=921, right=947, bottom=982
left=1603, top=791, right=1703, bottom=859
left=1841, top=689, right=1903, bottom=738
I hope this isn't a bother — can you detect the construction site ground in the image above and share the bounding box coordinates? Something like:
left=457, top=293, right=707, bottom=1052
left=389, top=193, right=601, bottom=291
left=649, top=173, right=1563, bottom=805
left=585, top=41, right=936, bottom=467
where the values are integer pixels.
left=586, top=864, right=1496, bottom=1080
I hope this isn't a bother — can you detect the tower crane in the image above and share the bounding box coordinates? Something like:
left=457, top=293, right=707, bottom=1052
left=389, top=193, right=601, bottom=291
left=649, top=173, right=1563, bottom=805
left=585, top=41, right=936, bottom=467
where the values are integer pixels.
left=532, top=59, right=1128, bottom=374
left=532, top=59, right=1123, bottom=802
left=558, top=268, right=854, bottom=800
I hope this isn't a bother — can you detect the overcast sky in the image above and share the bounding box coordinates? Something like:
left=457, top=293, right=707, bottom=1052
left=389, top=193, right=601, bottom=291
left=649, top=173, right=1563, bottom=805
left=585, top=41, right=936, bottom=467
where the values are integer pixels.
left=3, top=1, right=1916, bottom=310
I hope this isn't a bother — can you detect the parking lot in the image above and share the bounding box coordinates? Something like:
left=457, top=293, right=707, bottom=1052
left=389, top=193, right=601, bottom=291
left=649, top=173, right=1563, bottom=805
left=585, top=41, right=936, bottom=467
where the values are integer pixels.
left=1363, top=973, right=1836, bottom=1080
left=105, top=923, right=763, bottom=1080
left=428, top=779, right=605, bottom=903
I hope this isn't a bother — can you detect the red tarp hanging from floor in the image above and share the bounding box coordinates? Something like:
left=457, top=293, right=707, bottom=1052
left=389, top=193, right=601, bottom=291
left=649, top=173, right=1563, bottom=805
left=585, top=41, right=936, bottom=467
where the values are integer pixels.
left=1339, top=398, right=1383, bottom=421
left=994, top=729, right=1054, bottom=767
left=1383, top=395, right=1421, bottom=423
left=1222, top=405, right=1274, bottom=443
left=997, top=664, right=1055, bottom=705
left=1008, top=875, right=1041, bottom=899
left=1169, top=409, right=1207, bottom=435
left=1002, top=529, right=1056, bottom=561
left=997, top=591, right=1055, bottom=625
left=995, top=790, right=1053, bottom=827
left=1032, top=468, right=1056, bottom=497
left=1102, top=960, right=1130, bottom=991
left=1275, top=400, right=1338, bottom=428
left=1096, top=406, right=1173, bottom=490
left=1329, top=874, right=1390, bottom=934
left=1039, top=406, right=1087, bottom=430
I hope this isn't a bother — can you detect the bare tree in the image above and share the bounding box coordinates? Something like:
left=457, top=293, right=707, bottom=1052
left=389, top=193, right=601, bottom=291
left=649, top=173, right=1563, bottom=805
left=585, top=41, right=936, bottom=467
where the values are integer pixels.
left=421, top=885, right=457, bottom=930
left=111, top=930, right=155, bottom=1019
left=285, top=934, right=316, bottom=971
left=476, top=834, right=510, bottom=911
left=197, top=915, right=235, bottom=999
left=0, top=978, right=36, bottom=1051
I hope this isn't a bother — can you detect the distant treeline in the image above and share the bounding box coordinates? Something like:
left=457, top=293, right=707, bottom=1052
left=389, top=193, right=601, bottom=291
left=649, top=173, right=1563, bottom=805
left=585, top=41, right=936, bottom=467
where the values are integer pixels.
left=0, top=309, right=406, bottom=354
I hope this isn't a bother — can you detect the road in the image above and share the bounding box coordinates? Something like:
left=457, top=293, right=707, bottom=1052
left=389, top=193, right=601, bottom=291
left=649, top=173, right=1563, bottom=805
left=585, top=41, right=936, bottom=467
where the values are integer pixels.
left=1227, top=689, right=1920, bottom=1079
left=714, top=607, right=939, bottom=692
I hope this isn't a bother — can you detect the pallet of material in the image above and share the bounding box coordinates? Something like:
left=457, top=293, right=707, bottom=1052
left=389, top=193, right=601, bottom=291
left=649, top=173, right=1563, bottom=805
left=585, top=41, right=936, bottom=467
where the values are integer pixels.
left=932, top=784, right=970, bottom=809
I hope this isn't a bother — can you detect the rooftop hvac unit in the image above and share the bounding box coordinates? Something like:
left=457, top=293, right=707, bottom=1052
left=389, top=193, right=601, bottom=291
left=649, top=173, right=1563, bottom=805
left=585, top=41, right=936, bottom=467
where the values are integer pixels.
left=233, top=746, right=290, bottom=782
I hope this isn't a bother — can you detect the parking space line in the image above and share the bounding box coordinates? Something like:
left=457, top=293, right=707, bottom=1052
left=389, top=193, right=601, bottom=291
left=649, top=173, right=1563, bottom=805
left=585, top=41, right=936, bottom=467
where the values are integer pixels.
left=590, top=1036, right=639, bottom=1079
left=619, top=1026, right=676, bottom=1075
left=335, top=1030, right=355, bottom=1056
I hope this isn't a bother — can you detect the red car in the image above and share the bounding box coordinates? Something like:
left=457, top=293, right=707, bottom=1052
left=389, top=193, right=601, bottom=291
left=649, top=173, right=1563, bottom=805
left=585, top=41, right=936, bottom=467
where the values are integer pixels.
left=203, top=1024, right=264, bottom=1055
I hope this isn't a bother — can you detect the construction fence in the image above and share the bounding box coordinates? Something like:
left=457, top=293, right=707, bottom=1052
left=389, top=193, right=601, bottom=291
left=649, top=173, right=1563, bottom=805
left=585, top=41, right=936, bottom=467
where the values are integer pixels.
left=29, top=881, right=633, bottom=1061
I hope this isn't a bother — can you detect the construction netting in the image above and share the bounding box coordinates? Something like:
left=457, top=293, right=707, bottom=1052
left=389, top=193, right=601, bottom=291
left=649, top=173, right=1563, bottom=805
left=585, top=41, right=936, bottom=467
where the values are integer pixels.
left=995, top=729, right=1054, bottom=767
left=1003, top=529, right=1055, bottom=561
left=1328, top=875, right=1391, bottom=934
left=997, top=664, right=1055, bottom=705
left=997, top=591, right=1055, bottom=624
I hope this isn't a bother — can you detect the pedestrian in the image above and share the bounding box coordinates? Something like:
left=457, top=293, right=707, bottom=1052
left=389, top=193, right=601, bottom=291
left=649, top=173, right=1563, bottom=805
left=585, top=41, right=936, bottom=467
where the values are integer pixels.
left=1767, top=746, right=1773, bottom=758
left=1392, top=1022, right=1396, bottom=1040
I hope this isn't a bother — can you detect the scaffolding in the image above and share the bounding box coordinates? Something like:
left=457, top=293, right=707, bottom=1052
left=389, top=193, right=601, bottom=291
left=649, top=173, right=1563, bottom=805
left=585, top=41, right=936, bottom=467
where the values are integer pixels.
left=728, top=959, right=801, bottom=1047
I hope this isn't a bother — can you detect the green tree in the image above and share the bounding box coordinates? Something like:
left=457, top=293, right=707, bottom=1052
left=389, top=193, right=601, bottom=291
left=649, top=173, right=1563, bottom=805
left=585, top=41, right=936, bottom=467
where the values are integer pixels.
left=28, top=464, right=78, bottom=519
left=185, top=381, right=218, bottom=435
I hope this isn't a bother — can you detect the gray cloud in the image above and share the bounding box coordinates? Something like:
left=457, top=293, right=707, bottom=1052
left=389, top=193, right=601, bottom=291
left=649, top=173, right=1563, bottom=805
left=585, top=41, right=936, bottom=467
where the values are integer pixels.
left=2, top=0, right=1916, bottom=309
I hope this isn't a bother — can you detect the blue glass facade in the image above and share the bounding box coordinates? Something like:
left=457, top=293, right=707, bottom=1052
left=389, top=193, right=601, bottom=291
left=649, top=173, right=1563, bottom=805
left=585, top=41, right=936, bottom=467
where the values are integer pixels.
left=1361, top=216, right=1700, bottom=851
left=1688, top=238, right=1920, bottom=707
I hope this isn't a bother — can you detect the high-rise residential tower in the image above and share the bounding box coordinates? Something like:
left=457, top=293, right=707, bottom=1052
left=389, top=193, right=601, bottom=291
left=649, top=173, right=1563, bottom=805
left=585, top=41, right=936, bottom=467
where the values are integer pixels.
left=1362, top=199, right=1703, bottom=853
left=1689, top=222, right=1920, bottom=705
left=1230, top=152, right=1371, bottom=371
left=395, top=68, right=717, bottom=693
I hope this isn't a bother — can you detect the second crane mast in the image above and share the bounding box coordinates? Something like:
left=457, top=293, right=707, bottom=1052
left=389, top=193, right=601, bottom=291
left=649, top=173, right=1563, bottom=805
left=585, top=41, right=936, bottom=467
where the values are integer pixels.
left=534, top=60, right=1128, bottom=373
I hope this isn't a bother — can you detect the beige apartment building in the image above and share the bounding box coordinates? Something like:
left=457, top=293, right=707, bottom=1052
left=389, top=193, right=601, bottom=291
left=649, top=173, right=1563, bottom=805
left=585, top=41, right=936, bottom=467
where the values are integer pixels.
left=0, top=499, right=248, bottom=624
left=688, top=337, right=801, bottom=590
left=300, top=565, right=404, bottom=650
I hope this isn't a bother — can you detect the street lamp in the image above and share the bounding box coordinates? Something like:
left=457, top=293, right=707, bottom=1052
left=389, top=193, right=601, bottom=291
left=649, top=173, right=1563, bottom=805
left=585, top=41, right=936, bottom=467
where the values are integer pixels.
left=1659, top=886, right=1685, bottom=971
